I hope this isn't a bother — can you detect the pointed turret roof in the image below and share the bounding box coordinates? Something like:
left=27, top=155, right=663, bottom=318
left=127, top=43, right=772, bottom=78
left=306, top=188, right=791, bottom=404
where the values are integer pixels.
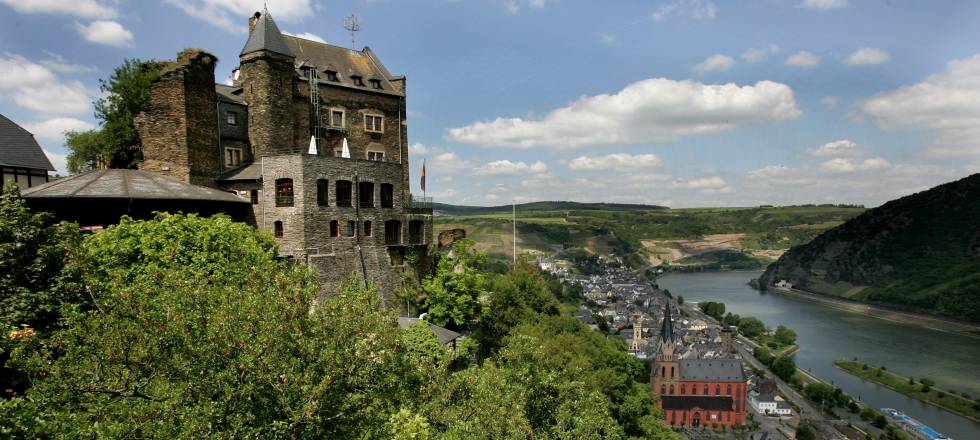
left=240, top=8, right=293, bottom=57
left=660, top=302, right=674, bottom=343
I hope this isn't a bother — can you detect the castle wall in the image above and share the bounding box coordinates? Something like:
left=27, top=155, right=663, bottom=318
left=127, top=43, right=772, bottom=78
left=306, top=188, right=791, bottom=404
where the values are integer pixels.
left=239, top=51, right=296, bottom=156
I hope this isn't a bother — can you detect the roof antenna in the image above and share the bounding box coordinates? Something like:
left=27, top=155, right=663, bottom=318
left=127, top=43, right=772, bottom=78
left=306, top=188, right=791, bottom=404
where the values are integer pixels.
left=344, top=14, right=360, bottom=50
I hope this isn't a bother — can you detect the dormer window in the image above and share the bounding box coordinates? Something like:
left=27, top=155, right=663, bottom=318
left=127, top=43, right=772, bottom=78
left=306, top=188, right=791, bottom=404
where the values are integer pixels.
left=370, top=79, right=382, bottom=90
left=350, top=75, right=364, bottom=86
left=325, top=70, right=338, bottom=82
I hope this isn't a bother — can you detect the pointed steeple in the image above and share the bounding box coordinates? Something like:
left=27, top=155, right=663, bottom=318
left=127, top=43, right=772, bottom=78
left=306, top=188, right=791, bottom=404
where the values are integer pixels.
left=240, top=8, right=294, bottom=57
left=660, top=301, right=674, bottom=343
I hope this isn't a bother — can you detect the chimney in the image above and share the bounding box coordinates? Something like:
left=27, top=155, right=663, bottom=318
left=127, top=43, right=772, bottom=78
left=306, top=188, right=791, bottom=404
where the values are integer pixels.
left=248, top=11, right=261, bottom=33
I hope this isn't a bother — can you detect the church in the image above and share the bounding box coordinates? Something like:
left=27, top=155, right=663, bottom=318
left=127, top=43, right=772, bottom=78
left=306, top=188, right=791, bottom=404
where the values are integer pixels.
left=650, top=303, right=747, bottom=430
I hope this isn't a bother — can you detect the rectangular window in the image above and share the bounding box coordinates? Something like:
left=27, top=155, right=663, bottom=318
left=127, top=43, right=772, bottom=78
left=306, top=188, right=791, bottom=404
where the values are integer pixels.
left=364, top=115, right=383, bottom=133
left=329, top=220, right=339, bottom=237
left=380, top=183, right=394, bottom=208
left=226, top=111, right=237, bottom=125
left=325, top=70, right=338, bottom=81
left=335, top=180, right=352, bottom=207
left=224, top=147, right=243, bottom=167
left=331, top=110, right=344, bottom=127
left=367, top=151, right=385, bottom=162
left=250, top=189, right=259, bottom=205
left=275, top=178, right=293, bottom=207
left=351, top=76, right=364, bottom=86
left=370, top=79, right=382, bottom=90
left=316, top=179, right=329, bottom=206
left=363, top=220, right=372, bottom=237
left=358, top=181, right=374, bottom=208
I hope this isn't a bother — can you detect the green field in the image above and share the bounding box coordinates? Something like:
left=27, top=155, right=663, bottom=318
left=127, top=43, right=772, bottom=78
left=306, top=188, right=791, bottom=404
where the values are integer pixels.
left=834, top=360, right=980, bottom=421
left=435, top=203, right=865, bottom=268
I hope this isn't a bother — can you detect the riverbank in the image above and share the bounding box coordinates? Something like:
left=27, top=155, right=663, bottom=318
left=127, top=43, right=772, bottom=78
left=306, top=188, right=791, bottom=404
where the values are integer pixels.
left=768, top=287, right=980, bottom=337
left=834, top=360, right=980, bottom=423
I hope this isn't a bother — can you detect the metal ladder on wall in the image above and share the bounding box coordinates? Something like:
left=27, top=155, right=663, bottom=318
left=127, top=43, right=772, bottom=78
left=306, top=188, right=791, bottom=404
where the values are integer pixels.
left=308, top=67, right=320, bottom=152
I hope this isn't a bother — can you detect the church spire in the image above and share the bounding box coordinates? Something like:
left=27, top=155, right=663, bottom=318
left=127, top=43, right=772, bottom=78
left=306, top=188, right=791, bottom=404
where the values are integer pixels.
left=660, top=301, right=674, bottom=343
left=240, top=7, right=294, bottom=57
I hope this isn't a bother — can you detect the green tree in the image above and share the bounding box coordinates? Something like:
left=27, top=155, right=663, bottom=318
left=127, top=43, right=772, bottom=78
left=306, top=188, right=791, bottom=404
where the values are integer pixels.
left=66, top=58, right=161, bottom=172
left=753, top=346, right=774, bottom=366
left=676, top=295, right=684, bottom=305
left=421, top=239, right=488, bottom=328
left=774, top=325, right=797, bottom=345
left=796, top=422, right=816, bottom=440
left=474, top=262, right=560, bottom=356
left=738, top=317, right=767, bottom=338
left=770, top=355, right=797, bottom=382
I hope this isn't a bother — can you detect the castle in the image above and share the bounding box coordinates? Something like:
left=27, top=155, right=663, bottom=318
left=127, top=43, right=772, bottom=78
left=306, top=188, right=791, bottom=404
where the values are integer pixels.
left=650, top=303, right=747, bottom=430
left=134, top=8, right=431, bottom=303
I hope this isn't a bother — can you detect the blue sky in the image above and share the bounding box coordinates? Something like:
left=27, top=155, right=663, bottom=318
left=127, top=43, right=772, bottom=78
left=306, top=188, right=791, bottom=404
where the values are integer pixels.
left=1, top=0, right=978, bottom=207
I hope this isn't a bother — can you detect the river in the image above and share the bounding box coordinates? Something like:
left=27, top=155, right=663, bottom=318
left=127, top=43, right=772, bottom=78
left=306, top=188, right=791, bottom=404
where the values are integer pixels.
left=658, top=271, right=980, bottom=440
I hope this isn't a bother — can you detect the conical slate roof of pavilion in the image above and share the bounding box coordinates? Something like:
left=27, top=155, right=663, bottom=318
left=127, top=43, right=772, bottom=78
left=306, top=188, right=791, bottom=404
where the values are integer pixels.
left=240, top=8, right=293, bottom=57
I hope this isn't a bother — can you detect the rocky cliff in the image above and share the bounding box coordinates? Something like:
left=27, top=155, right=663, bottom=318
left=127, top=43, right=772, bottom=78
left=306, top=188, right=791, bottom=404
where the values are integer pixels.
left=758, top=173, right=980, bottom=323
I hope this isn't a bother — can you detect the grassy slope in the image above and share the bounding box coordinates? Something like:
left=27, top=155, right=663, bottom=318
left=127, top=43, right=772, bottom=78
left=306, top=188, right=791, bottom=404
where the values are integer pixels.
left=435, top=205, right=864, bottom=267
left=834, top=360, right=980, bottom=421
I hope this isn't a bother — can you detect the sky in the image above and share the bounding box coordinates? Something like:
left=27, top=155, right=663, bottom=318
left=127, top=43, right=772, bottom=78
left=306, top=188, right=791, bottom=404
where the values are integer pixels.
left=1, top=0, right=979, bottom=208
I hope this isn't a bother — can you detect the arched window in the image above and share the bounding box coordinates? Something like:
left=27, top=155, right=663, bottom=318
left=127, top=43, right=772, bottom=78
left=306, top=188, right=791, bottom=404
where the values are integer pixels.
left=273, top=221, right=283, bottom=238
left=316, top=179, right=329, bottom=206
left=380, top=183, right=394, bottom=208
left=329, top=220, right=339, bottom=237
left=669, top=384, right=674, bottom=395
left=727, top=384, right=732, bottom=395
left=409, top=220, right=424, bottom=244
left=346, top=220, right=356, bottom=237
left=275, top=178, right=293, bottom=207
left=384, top=220, right=402, bottom=244
left=670, top=366, right=675, bottom=378
left=661, top=366, right=665, bottom=377
left=680, top=384, right=686, bottom=394
left=660, top=384, right=666, bottom=395
left=715, top=385, right=721, bottom=395
left=358, top=181, right=374, bottom=208
left=363, top=221, right=373, bottom=237
left=703, top=385, right=709, bottom=395
left=692, top=385, right=697, bottom=395
left=336, top=180, right=352, bottom=207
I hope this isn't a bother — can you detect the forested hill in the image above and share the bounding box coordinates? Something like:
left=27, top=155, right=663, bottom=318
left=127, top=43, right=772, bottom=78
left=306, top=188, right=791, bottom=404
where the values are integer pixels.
left=432, top=201, right=667, bottom=216
left=758, top=173, right=980, bottom=324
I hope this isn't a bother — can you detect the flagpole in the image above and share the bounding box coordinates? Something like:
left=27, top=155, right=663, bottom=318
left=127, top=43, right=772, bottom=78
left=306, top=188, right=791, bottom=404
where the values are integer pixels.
left=513, top=199, right=517, bottom=263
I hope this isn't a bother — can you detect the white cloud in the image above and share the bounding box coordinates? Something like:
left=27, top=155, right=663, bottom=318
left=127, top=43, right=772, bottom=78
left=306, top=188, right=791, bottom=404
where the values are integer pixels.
left=42, top=148, right=69, bottom=175
left=819, top=157, right=891, bottom=173
left=74, top=20, right=134, bottom=48
left=808, top=139, right=866, bottom=157
left=861, top=54, right=980, bottom=157
left=502, top=0, right=548, bottom=14
left=693, top=54, right=735, bottom=73
left=786, top=51, right=820, bottom=67
left=822, top=95, right=839, bottom=108
left=446, top=78, right=801, bottom=149
left=21, top=118, right=95, bottom=141
left=473, top=160, right=549, bottom=176
left=671, top=176, right=727, bottom=189
left=741, top=44, right=780, bottom=63
left=653, top=0, right=717, bottom=22
left=799, top=0, right=848, bottom=10
left=567, top=153, right=662, bottom=171
left=599, top=34, right=616, bottom=45
left=282, top=31, right=326, bottom=44
left=0, top=54, right=91, bottom=116
left=747, top=165, right=795, bottom=179
left=38, top=51, right=97, bottom=74
left=410, top=143, right=476, bottom=174
left=0, top=0, right=117, bottom=19
left=845, top=47, right=890, bottom=65
left=163, top=0, right=313, bottom=33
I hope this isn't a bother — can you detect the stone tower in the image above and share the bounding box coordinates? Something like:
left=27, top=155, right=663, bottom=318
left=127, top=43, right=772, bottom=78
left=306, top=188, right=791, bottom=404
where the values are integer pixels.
left=651, top=302, right=679, bottom=396
left=721, top=325, right=734, bottom=355
left=136, top=50, right=221, bottom=187
left=238, top=8, right=296, bottom=156
left=630, top=316, right=643, bottom=351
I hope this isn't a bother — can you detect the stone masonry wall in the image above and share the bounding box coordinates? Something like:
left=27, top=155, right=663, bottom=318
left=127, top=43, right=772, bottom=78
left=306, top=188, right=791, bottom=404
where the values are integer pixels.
left=240, top=51, right=296, bottom=157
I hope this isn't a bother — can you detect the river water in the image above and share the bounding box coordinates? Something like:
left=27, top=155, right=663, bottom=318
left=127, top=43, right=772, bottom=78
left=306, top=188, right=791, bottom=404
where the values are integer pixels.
left=658, top=271, right=980, bottom=440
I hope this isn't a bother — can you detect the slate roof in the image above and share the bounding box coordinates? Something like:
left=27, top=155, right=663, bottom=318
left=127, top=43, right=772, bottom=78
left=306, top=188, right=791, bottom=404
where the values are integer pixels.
left=283, top=37, right=405, bottom=97
left=240, top=8, right=293, bottom=57
left=0, top=113, right=55, bottom=171
left=217, top=162, right=262, bottom=182
left=397, top=317, right=461, bottom=345
left=660, top=302, right=674, bottom=343
left=22, top=169, right=248, bottom=203
left=679, top=359, right=745, bottom=381
left=661, top=395, right=734, bottom=411
left=215, top=84, right=245, bottom=105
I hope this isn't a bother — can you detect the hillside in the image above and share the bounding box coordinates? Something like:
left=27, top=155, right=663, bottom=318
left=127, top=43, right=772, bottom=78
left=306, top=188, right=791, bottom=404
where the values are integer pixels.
left=435, top=204, right=864, bottom=269
left=759, top=174, right=980, bottom=324
left=431, top=201, right=667, bottom=216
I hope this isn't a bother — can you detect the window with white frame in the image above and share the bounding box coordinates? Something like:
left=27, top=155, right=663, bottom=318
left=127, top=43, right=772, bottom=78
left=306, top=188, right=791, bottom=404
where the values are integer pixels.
left=324, top=109, right=344, bottom=128
left=226, top=111, right=237, bottom=125
left=225, top=147, right=243, bottom=167
left=367, top=151, right=385, bottom=161
left=364, top=114, right=383, bottom=133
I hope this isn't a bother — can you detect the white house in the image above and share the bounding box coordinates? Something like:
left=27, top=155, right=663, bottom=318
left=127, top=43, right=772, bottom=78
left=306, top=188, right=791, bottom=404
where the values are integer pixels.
left=750, top=392, right=792, bottom=417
